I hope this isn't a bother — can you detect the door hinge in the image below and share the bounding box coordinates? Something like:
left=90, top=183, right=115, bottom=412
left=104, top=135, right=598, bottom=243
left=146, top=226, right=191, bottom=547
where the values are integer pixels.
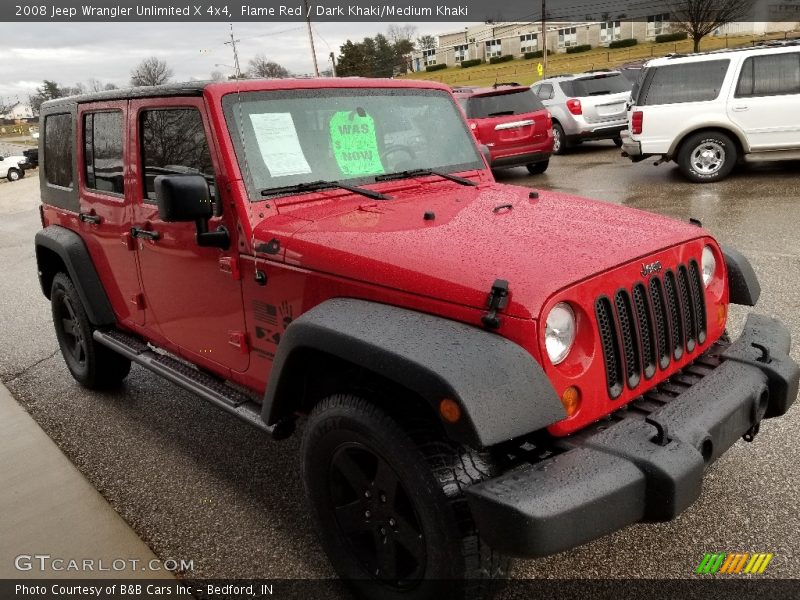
left=482, top=279, right=509, bottom=329
left=219, top=256, right=241, bottom=280
left=228, top=331, right=249, bottom=354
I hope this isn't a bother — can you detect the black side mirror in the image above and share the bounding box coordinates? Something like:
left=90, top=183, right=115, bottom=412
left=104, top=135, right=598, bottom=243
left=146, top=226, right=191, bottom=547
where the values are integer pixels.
left=154, top=174, right=229, bottom=249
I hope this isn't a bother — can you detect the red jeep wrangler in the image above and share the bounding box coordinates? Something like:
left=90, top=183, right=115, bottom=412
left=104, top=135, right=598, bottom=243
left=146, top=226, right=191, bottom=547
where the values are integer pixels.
left=35, top=79, right=797, bottom=599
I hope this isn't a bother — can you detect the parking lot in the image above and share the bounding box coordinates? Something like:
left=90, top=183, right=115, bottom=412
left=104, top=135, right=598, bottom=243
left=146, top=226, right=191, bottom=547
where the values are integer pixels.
left=1, top=144, right=798, bottom=582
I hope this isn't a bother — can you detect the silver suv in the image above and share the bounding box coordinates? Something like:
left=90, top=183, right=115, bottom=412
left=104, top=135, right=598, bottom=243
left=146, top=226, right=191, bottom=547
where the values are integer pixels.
left=532, top=71, right=632, bottom=154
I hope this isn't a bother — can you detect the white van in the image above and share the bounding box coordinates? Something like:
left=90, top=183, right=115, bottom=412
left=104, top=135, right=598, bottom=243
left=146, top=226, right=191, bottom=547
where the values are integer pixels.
left=622, top=42, right=800, bottom=182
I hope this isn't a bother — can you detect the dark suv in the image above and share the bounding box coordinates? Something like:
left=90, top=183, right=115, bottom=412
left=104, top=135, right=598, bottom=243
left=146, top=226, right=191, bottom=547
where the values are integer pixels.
left=35, top=79, right=798, bottom=600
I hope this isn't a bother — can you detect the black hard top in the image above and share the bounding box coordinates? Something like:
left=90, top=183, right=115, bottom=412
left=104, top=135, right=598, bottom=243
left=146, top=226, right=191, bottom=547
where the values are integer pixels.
left=40, top=81, right=210, bottom=110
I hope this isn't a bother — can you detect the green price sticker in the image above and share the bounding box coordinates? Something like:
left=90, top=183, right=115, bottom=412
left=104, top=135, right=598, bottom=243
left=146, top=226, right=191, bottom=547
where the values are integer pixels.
left=329, top=110, right=385, bottom=177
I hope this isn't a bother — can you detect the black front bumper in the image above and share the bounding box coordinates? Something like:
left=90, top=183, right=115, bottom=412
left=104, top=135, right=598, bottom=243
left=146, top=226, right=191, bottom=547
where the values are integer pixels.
left=490, top=151, right=551, bottom=169
left=466, top=313, right=799, bottom=557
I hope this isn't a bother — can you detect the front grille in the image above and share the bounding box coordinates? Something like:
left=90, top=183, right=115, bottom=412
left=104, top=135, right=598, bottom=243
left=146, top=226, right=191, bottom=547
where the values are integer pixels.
left=595, top=261, right=707, bottom=399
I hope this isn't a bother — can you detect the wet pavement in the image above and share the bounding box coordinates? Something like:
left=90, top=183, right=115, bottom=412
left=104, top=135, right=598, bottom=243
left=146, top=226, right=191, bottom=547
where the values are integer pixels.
left=0, top=147, right=798, bottom=583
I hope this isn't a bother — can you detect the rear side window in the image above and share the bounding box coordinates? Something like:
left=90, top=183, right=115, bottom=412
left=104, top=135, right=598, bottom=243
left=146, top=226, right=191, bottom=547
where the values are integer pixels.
left=140, top=108, right=215, bottom=202
left=736, top=52, right=800, bottom=97
left=534, top=83, right=554, bottom=100
left=44, top=113, right=73, bottom=188
left=570, top=74, right=631, bottom=96
left=641, top=60, right=730, bottom=105
left=84, top=111, right=124, bottom=194
left=465, top=89, right=545, bottom=118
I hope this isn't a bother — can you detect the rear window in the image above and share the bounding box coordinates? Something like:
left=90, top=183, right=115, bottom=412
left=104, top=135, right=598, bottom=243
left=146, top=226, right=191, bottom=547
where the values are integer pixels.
left=640, top=59, right=730, bottom=105
left=465, top=89, right=545, bottom=119
left=44, top=113, right=73, bottom=189
left=560, top=73, right=631, bottom=97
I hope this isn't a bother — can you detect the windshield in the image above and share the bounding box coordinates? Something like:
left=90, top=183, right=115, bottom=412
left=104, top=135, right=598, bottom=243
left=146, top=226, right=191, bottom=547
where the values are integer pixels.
left=562, top=73, right=632, bottom=97
left=222, top=88, right=484, bottom=198
left=464, top=89, right=545, bottom=119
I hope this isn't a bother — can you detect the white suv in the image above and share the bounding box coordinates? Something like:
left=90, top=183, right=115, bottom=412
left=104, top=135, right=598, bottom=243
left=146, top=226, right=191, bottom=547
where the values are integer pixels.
left=622, top=42, right=800, bottom=182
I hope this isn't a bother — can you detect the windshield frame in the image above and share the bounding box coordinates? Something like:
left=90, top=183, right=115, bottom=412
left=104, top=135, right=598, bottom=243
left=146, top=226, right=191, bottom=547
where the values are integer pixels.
left=221, top=87, right=485, bottom=201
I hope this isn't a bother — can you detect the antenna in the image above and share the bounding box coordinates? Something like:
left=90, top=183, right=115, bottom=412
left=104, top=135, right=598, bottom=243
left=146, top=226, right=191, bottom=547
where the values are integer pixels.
left=224, top=23, right=242, bottom=78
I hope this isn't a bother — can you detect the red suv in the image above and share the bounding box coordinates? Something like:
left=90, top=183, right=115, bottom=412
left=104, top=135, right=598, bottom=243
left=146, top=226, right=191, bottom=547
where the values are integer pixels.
left=35, top=78, right=797, bottom=600
left=453, top=84, right=553, bottom=174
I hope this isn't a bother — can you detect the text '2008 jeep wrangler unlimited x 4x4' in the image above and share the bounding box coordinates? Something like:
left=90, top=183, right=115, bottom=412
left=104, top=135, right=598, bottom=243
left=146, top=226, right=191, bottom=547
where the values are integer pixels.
left=36, top=79, right=798, bottom=600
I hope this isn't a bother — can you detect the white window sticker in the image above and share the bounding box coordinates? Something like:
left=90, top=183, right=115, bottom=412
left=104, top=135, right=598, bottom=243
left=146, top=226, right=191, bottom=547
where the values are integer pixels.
left=249, top=112, right=312, bottom=177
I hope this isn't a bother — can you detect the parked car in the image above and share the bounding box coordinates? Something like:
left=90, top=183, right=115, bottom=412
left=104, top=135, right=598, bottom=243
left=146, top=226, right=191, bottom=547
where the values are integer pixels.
left=532, top=70, right=632, bottom=154
left=0, top=154, right=27, bottom=181
left=453, top=84, right=553, bottom=174
left=23, top=148, right=39, bottom=169
left=622, top=42, right=800, bottom=182
left=35, top=79, right=798, bottom=600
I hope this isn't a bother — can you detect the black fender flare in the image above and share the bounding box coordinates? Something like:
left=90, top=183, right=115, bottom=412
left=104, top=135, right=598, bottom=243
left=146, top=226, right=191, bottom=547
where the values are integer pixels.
left=34, top=225, right=116, bottom=326
left=722, top=245, right=760, bottom=307
left=263, top=298, right=566, bottom=448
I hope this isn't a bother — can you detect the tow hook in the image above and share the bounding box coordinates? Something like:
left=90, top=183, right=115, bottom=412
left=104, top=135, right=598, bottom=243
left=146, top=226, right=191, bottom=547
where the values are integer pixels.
left=743, top=422, right=760, bottom=443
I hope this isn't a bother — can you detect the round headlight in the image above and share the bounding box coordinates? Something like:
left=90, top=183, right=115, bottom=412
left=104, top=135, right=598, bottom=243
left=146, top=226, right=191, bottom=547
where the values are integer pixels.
left=701, top=245, right=716, bottom=287
left=545, top=303, right=576, bottom=365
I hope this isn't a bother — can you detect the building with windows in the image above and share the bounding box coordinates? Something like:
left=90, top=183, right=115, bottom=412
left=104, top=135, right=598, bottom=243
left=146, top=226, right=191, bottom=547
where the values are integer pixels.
left=1, top=101, right=34, bottom=123
left=409, top=12, right=799, bottom=71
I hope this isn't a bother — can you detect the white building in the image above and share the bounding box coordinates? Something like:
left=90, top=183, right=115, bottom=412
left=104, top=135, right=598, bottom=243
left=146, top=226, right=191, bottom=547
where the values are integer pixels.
left=1, top=102, right=34, bottom=122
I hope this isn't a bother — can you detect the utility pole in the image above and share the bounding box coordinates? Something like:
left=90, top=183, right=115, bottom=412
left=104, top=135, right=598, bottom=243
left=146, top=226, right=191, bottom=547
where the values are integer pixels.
left=224, top=24, right=242, bottom=78
left=329, top=52, right=337, bottom=77
left=541, top=0, right=548, bottom=77
left=303, top=0, right=320, bottom=76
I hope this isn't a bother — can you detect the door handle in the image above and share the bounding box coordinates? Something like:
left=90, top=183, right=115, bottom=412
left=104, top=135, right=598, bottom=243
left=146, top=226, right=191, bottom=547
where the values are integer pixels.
left=78, top=212, right=101, bottom=225
left=732, top=105, right=749, bottom=112
left=130, top=226, right=160, bottom=241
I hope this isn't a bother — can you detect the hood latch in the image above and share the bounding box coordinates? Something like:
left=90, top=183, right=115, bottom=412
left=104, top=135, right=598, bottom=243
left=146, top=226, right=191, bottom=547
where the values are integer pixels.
left=482, top=279, right=509, bottom=329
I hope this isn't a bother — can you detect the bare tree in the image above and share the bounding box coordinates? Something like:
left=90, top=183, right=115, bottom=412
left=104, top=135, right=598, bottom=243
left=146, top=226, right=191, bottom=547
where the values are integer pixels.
left=387, top=24, right=417, bottom=44
left=209, top=70, right=226, bottom=82
left=247, top=54, right=290, bottom=79
left=130, top=57, right=173, bottom=87
left=669, top=0, right=754, bottom=52
left=416, top=34, right=437, bottom=50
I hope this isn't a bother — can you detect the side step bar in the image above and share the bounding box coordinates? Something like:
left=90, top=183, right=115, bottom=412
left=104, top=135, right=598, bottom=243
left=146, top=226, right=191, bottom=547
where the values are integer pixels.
left=94, top=329, right=274, bottom=434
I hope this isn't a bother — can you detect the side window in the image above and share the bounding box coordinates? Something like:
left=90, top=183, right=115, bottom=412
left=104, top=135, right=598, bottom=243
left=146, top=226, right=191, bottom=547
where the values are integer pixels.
left=83, top=111, right=124, bottom=194
left=535, top=84, right=553, bottom=100
left=44, top=113, right=73, bottom=188
left=642, top=60, right=730, bottom=105
left=140, top=108, right=215, bottom=202
left=736, top=53, right=800, bottom=98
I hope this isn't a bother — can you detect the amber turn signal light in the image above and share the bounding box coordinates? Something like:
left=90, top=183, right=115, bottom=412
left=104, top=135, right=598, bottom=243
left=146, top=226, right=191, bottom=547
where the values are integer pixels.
left=439, top=398, right=462, bottom=423
left=560, top=386, right=581, bottom=417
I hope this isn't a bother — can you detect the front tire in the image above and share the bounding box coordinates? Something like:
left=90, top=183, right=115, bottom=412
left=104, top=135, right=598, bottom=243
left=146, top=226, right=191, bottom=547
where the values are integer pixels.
left=301, top=394, right=511, bottom=600
left=51, top=273, right=131, bottom=389
left=7, top=168, right=21, bottom=182
left=677, top=131, right=737, bottom=183
left=551, top=123, right=569, bottom=155
left=526, top=160, right=549, bottom=175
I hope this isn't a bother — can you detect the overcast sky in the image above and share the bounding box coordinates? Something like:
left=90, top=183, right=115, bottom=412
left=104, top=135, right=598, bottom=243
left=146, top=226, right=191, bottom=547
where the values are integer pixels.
left=0, top=21, right=469, bottom=103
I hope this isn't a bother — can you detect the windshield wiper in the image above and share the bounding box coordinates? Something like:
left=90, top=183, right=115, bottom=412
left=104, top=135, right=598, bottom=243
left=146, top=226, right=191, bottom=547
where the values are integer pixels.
left=374, top=169, right=477, bottom=187
left=487, top=110, right=516, bottom=116
left=260, top=179, right=389, bottom=200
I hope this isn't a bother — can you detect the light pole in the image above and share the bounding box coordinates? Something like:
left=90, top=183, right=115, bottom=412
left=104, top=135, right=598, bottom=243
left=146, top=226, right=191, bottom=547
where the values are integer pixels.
left=541, top=0, right=548, bottom=77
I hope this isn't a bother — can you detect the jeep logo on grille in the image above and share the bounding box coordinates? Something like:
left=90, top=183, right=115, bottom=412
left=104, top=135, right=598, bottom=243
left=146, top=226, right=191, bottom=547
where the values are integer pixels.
left=641, top=260, right=663, bottom=277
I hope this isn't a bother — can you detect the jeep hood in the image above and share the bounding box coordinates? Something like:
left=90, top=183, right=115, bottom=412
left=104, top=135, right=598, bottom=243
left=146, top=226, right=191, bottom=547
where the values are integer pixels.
left=256, top=183, right=704, bottom=319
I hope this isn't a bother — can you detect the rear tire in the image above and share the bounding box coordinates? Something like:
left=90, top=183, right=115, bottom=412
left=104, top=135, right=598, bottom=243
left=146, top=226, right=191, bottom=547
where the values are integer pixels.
left=677, top=131, right=737, bottom=183
left=551, top=123, right=569, bottom=155
left=7, top=168, right=21, bottom=182
left=612, top=136, right=623, bottom=148
left=301, top=394, right=511, bottom=600
left=51, top=273, right=131, bottom=389
left=526, top=160, right=549, bottom=175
